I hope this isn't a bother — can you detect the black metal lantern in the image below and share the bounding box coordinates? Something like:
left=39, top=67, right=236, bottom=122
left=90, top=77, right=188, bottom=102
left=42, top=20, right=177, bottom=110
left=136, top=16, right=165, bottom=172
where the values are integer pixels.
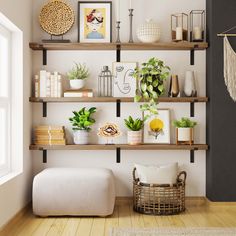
left=190, top=10, right=205, bottom=42
left=171, top=13, right=188, bottom=42
left=98, top=66, right=113, bottom=97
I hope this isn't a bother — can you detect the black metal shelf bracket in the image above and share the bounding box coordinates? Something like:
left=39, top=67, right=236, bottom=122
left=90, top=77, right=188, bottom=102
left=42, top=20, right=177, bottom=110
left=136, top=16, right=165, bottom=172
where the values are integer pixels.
left=116, top=99, right=121, bottom=117
left=190, top=49, right=195, bottom=65
left=116, top=147, right=121, bottom=163
left=43, top=102, right=47, bottom=117
left=116, top=44, right=121, bottom=62
left=43, top=150, right=47, bottom=163
left=43, top=49, right=47, bottom=65
left=190, top=148, right=198, bottom=163
left=190, top=102, right=195, bottom=117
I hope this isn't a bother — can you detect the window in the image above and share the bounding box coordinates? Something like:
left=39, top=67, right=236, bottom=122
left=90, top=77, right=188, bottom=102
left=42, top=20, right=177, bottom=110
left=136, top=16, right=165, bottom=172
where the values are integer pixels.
left=0, top=23, right=11, bottom=177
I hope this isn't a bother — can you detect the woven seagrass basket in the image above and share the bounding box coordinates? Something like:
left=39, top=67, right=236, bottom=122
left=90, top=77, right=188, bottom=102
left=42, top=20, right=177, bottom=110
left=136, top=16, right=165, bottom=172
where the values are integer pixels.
left=133, top=167, right=187, bottom=215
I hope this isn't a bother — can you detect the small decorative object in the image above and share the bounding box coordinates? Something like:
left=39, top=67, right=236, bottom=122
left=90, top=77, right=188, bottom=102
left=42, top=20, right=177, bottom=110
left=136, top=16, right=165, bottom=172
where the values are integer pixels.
left=69, top=107, right=96, bottom=144
left=39, top=0, right=75, bottom=42
left=137, top=19, right=160, bottom=43
left=184, top=71, right=197, bottom=97
left=134, top=57, right=170, bottom=102
left=67, top=63, right=89, bottom=90
left=143, top=109, right=170, bottom=144
left=190, top=10, right=205, bottom=42
left=171, top=13, right=188, bottom=42
left=172, top=117, right=197, bottom=145
left=128, top=0, right=134, bottom=43
left=98, top=66, right=113, bottom=97
left=124, top=116, right=144, bottom=145
left=97, top=123, right=121, bottom=144
left=78, top=1, right=112, bottom=43
left=112, top=62, right=137, bottom=97
left=168, top=75, right=180, bottom=97
left=116, top=0, right=121, bottom=43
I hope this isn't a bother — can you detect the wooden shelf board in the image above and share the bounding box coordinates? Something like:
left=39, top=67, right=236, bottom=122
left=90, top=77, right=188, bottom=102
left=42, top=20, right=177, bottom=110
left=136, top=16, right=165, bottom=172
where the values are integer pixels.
left=29, top=97, right=208, bottom=103
left=29, top=42, right=208, bottom=51
left=30, top=144, right=208, bottom=151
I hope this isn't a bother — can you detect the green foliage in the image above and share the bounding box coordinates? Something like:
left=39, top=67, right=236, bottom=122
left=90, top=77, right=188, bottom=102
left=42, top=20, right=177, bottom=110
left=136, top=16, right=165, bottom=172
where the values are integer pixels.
left=69, top=107, right=96, bottom=131
left=124, top=116, right=144, bottom=131
left=140, top=101, right=159, bottom=121
left=172, top=117, right=197, bottom=128
left=133, top=57, right=170, bottom=102
left=67, top=62, right=89, bottom=80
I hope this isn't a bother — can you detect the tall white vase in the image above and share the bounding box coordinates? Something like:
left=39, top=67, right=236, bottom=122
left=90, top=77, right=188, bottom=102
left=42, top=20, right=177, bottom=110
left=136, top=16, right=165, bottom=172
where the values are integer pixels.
left=184, top=71, right=197, bottom=97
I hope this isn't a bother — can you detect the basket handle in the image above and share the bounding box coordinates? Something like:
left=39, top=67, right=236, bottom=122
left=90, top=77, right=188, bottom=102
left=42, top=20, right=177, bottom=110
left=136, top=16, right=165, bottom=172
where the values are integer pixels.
left=133, top=167, right=139, bottom=182
left=177, top=171, right=187, bottom=183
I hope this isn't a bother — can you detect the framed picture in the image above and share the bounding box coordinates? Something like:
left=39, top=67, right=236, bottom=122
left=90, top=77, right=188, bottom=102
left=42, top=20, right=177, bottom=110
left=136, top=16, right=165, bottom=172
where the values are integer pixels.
left=112, top=62, right=138, bottom=97
left=78, top=1, right=112, bottom=43
left=143, top=109, right=170, bottom=144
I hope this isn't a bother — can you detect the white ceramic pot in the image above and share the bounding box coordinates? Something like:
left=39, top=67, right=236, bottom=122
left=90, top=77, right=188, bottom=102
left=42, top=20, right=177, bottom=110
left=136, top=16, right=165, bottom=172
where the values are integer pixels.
left=70, top=79, right=85, bottom=90
left=177, top=128, right=193, bottom=142
left=137, top=19, right=160, bottom=43
left=73, top=130, right=89, bottom=144
left=127, top=130, right=142, bottom=145
left=184, top=71, right=197, bottom=97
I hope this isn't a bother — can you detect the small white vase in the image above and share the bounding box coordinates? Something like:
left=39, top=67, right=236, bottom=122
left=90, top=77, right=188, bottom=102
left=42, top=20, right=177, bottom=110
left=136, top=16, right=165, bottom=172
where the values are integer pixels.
left=73, top=130, right=89, bottom=144
left=127, top=130, right=142, bottom=145
left=184, top=71, right=197, bottom=97
left=70, top=80, right=85, bottom=90
left=177, top=128, right=193, bottom=143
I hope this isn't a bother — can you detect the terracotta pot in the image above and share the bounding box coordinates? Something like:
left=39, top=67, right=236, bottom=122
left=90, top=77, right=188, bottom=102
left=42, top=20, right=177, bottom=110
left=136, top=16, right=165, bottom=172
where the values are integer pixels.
left=127, top=130, right=142, bottom=145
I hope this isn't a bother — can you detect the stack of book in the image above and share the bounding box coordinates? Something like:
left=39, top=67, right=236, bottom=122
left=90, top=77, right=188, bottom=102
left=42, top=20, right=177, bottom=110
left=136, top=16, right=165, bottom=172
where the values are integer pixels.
left=34, top=70, right=62, bottom=98
left=34, top=126, right=66, bottom=145
left=64, top=89, right=93, bottom=98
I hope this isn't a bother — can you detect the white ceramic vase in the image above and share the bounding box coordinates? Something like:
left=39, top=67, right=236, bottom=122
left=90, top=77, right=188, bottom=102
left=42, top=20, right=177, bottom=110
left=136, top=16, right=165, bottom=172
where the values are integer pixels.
left=127, top=130, right=142, bottom=145
left=184, top=71, right=197, bottom=97
left=177, top=128, right=193, bottom=142
left=73, top=130, right=89, bottom=144
left=70, top=79, right=85, bottom=90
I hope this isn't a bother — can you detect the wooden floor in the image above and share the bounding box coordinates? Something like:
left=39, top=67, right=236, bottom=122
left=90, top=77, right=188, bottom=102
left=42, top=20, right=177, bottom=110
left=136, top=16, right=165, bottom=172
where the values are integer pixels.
left=1, top=199, right=236, bottom=236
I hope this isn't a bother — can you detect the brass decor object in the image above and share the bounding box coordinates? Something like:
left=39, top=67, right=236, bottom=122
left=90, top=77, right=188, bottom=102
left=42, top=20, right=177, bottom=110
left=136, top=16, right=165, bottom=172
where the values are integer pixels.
left=39, top=0, right=74, bottom=41
left=133, top=167, right=186, bottom=215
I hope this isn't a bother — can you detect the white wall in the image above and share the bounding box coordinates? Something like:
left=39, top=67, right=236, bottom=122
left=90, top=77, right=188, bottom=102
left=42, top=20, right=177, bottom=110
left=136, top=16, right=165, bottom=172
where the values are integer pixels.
left=0, top=0, right=32, bottom=228
left=32, top=0, right=206, bottom=196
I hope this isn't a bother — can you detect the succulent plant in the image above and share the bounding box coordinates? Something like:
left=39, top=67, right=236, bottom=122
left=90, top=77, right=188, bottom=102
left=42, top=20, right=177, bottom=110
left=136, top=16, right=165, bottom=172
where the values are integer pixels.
left=67, top=62, right=89, bottom=80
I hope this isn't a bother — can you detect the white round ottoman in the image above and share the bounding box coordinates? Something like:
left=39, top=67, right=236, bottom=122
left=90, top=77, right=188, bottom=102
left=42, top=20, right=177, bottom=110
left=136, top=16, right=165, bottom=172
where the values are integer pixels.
left=33, top=168, right=115, bottom=216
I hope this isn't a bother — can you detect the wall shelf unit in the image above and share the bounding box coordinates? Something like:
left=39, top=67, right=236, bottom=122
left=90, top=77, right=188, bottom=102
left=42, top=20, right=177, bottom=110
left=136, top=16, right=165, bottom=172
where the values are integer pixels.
left=30, top=144, right=208, bottom=164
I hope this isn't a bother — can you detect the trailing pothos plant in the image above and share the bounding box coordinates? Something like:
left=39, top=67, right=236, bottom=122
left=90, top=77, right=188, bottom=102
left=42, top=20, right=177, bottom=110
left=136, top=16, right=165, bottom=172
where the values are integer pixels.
left=133, top=57, right=170, bottom=102
left=69, top=107, right=96, bottom=131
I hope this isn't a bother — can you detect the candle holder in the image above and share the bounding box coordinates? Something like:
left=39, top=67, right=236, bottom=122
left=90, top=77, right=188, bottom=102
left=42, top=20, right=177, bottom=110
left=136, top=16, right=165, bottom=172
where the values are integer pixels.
left=190, top=10, right=205, bottom=42
left=171, top=13, right=188, bottom=42
left=116, top=21, right=121, bottom=43
left=128, top=9, right=134, bottom=43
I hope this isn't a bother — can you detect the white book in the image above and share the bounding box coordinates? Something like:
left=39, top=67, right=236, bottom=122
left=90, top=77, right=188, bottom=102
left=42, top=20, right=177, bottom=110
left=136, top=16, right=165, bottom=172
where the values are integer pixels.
left=34, top=75, right=39, bottom=98
left=50, top=74, right=55, bottom=97
left=54, top=72, right=58, bottom=98
left=39, top=70, right=47, bottom=97
left=57, top=75, right=62, bottom=97
left=46, top=72, right=51, bottom=97
left=64, top=92, right=93, bottom=98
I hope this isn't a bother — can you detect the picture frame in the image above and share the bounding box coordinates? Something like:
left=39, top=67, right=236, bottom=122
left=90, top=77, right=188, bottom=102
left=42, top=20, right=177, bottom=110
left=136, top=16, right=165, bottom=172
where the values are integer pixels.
left=78, top=1, right=112, bottom=43
left=143, top=109, right=170, bottom=144
left=112, top=62, right=138, bottom=97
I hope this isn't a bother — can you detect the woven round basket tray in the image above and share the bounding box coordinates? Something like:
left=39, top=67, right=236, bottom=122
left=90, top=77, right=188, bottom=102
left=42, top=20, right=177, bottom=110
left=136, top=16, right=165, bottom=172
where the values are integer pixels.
left=39, top=0, right=75, bottom=36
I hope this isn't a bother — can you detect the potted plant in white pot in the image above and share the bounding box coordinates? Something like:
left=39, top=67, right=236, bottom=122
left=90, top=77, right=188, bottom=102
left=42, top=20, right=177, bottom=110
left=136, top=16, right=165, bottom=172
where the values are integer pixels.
left=124, top=116, right=145, bottom=145
left=67, top=62, right=89, bottom=89
left=69, top=107, right=96, bottom=144
left=172, top=117, right=197, bottom=145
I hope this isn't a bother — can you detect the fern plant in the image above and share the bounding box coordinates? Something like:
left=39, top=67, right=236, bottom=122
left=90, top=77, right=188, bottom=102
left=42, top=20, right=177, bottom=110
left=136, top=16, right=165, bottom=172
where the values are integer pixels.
left=124, top=116, right=144, bottom=131
left=67, top=62, right=89, bottom=80
left=69, top=107, right=96, bottom=131
left=172, top=117, right=197, bottom=128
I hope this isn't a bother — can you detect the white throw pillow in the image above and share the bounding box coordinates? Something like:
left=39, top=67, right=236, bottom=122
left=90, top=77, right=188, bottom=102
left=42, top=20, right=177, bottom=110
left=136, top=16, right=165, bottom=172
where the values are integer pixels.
left=135, top=163, right=178, bottom=185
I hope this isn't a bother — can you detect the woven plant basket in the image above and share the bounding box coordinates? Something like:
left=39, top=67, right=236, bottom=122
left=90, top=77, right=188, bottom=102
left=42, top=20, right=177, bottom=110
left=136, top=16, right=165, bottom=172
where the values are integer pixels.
left=133, top=167, right=187, bottom=215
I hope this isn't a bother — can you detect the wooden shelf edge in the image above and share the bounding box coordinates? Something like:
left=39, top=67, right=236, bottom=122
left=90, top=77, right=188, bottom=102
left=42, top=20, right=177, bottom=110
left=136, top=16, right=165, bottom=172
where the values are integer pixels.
left=29, top=144, right=208, bottom=151
left=29, top=97, right=208, bottom=103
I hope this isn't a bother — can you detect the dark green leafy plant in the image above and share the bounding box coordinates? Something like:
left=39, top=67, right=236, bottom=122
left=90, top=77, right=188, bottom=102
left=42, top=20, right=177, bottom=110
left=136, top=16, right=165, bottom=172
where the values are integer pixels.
left=172, top=117, right=197, bottom=128
left=69, top=107, right=96, bottom=131
left=67, top=62, right=89, bottom=80
left=124, top=116, right=144, bottom=131
left=133, top=57, right=170, bottom=102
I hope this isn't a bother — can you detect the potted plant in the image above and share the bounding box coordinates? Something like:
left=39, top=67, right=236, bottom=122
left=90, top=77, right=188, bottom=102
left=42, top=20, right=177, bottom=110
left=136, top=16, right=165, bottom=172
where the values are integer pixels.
left=172, top=117, right=197, bottom=145
left=133, top=57, right=170, bottom=102
left=67, top=62, right=89, bottom=89
left=69, top=107, right=96, bottom=144
left=124, top=116, right=145, bottom=145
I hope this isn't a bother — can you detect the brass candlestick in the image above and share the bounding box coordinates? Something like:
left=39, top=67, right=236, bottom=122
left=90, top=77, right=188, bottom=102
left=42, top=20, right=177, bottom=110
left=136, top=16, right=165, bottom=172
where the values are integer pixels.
left=128, top=9, right=134, bottom=43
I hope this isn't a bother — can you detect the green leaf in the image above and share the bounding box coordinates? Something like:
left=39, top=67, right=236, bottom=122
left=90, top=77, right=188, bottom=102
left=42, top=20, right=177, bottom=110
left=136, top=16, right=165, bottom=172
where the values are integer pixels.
left=158, top=84, right=164, bottom=92
left=141, top=83, right=147, bottom=92
left=147, top=85, right=153, bottom=93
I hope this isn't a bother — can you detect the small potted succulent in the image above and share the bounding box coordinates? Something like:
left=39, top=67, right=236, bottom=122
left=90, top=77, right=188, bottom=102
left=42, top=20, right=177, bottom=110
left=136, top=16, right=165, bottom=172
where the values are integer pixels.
left=172, top=117, right=197, bottom=145
left=67, top=62, right=89, bottom=89
left=124, top=116, right=145, bottom=145
left=133, top=57, right=170, bottom=102
left=69, top=107, right=96, bottom=144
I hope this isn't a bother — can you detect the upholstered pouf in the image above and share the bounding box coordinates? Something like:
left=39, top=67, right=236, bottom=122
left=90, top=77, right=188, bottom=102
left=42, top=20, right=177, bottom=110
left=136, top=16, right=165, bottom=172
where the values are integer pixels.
left=33, top=168, right=115, bottom=216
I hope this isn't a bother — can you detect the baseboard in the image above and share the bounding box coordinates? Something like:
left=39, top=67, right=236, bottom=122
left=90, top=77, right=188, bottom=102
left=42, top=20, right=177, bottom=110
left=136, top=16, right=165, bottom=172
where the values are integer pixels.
left=0, top=202, right=31, bottom=232
left=205, top=198, right=236, bottom=207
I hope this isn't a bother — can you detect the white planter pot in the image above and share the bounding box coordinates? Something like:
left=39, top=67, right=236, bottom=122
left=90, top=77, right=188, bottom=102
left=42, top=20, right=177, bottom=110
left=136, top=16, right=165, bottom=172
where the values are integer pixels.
left=127, top=130, right=142, bottom=145
left=177, top=128, right=193, bottom=142
left=70, top=80, right=85, bottom=90
left=73, top=130, right=89, bottom=144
